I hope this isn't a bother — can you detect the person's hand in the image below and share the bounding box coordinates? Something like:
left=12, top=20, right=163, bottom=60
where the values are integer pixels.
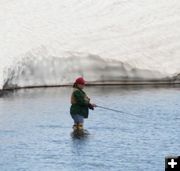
left=91, top=103, right=97, bottom=107
left=88, top=103, right=95, bottom=110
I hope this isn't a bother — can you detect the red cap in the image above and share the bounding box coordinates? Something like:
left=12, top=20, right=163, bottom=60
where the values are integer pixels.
left=75, top=77, right=85, bottom=85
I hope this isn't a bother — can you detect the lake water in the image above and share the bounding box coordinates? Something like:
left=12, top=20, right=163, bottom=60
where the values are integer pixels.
left=0, top=85, right=180, bottom=171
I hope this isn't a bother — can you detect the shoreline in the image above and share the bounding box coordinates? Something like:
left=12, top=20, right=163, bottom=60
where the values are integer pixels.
left=1, top=79, right=180, bottom=92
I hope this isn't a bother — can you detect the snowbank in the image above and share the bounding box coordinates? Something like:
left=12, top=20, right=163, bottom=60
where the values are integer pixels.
left=1, top=0, right=180, bottom=89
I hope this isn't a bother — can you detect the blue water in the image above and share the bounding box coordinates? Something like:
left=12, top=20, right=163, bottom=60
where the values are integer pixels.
left=0, top=85, right=180, bottom=171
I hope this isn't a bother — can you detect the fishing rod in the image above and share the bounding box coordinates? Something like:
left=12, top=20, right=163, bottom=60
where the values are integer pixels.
left=96, top=105, right=143, bottom=118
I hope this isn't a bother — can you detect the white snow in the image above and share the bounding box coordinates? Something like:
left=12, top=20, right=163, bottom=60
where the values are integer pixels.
left=0, top=0, right=180, bottom=89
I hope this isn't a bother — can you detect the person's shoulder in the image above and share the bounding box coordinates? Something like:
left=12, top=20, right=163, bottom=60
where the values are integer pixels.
left=72, top=88, right=81, bottom=94
left=73, top=88, right=85, bottom=96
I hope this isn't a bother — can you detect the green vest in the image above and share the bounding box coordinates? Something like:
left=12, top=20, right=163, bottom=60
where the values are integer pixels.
left=70, top=88, right=90, bottom=118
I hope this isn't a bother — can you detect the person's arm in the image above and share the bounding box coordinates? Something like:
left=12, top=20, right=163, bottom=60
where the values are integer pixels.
left=73, top=90, right=89, bottom=106
left=88, top=103, right=97, bottom=110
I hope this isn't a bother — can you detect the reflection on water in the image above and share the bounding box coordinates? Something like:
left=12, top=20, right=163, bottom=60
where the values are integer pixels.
left=70, top=129, right=90, bottom=140
left=0, top=85, right=180, bottom=171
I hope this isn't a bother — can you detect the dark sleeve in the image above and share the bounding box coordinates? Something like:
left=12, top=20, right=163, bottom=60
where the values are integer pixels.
left=73, top=90, right=89, bottom=106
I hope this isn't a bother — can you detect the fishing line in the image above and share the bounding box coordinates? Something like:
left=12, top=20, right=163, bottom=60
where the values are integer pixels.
left=96, top=105, right=144, bottom=118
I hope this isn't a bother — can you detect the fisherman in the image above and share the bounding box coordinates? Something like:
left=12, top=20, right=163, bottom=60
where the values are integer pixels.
left=70, top=77, right=96, bottom=130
